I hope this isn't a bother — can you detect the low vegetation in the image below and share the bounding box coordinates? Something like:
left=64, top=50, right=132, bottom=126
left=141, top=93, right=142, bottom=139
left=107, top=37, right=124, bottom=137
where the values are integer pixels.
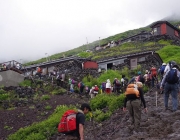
left=7, top=105, right=75, bottom=140
left=157, top=45, right=180, bottom=64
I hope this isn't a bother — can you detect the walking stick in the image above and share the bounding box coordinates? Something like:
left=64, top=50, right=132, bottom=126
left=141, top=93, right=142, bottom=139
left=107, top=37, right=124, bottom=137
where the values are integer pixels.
left=156, top=91, right=158, bottom=107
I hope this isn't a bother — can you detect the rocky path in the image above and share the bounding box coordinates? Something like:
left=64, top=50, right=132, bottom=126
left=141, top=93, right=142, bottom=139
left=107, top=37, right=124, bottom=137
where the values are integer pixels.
left=80, top=90, right=180, bottom=140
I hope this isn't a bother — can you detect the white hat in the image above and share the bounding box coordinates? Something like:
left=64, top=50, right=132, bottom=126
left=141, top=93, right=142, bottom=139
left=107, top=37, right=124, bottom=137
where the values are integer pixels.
left=162, top=63, right=166, bottom=65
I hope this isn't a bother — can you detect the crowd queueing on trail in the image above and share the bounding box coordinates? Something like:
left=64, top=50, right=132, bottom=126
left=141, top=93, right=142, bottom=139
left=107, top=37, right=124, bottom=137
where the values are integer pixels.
left=0, top=62, right=22, bottom=71
left=54, top=60, right=180, bottom=139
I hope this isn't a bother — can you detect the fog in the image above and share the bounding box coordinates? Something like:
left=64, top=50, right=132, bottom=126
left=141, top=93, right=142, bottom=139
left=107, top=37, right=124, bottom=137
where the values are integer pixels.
left=0, top=0, right=180, bottom=63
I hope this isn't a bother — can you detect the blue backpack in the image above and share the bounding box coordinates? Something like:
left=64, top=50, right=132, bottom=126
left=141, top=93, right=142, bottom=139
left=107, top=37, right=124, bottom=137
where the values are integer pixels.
left=166, top=69, right=179, bottom=84
left=160, top=65, right=166, bottom=75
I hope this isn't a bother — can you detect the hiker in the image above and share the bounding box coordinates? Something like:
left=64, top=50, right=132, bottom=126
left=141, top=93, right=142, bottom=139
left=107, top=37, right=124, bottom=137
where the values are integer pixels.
left=56, top=72, right=62, bottom=86
left=94, top=85, right=99, bottom=96
left=101, top=82, right=106, bottom=93
left=150, top=66, right=158, bottom=88
left=160, top=62, right=180, bottom=112
left=69, top=78, right=75, bottom=93
left=16, top=63, right=20, bottom=70
left=159, top=63, right=166, bottom=80
left=78, top=81, right=85, bottom=95
left=123, top=82, right=147, bottom=134
left=113, top=78, right=121, bottom=94
left=105, top=79, right=111, bottom=94
left=136, top=71, right=145, bottom=84
left=121, top=75, right=129, bottom=93
left=85, top=85, right=90, bottom=97
left=3, top=64, right=7, bottom=70
left=164, top=61, right=171, bottom=75
left=35, top=66, right=42, bottom=79
left=89, top=86, right=95, bottom=98
left=144, top=70, right=151, bottom=89
left=58, top=103, right=92, bottom=140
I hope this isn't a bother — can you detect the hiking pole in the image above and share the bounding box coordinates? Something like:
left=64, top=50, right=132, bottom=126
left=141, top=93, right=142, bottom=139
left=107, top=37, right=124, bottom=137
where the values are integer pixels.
left=156, top=91, right=158, bottom=107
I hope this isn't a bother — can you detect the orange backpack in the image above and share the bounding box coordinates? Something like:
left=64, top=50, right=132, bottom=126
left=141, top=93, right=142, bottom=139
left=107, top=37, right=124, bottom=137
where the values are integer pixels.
left=125, top=84, right=139, bottom=97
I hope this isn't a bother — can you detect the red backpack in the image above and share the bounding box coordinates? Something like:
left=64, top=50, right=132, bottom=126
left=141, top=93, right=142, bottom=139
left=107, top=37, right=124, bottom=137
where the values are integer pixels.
left=151, top=67, right=157, bottom=77
left=58, top=110, right=77, bottom=133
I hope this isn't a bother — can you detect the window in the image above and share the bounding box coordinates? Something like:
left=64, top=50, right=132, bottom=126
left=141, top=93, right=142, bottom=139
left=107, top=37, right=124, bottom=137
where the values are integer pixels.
left=138, top=57, right=145, bottom=62
left=153, top=28, right=157, bottom=33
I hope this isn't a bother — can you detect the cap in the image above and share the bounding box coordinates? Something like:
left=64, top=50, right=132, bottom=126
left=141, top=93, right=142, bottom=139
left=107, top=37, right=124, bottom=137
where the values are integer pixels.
left=81, top=103, right=92, bottom=111
left=162, top=63, right=166, bottom=65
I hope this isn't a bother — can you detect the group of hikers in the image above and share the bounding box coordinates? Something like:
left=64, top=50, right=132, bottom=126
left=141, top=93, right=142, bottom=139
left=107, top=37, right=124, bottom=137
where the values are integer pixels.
left=0, top=62, right=22, bottom=71
left=56, top=60, right=180, bottom=139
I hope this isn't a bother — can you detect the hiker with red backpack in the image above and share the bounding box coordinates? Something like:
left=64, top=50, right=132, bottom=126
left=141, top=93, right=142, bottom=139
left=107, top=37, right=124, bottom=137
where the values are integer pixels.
left=57, top=103, right=92, bottom=140
left=94, top=85, right=99, bottom=96
left=150, top=66, right=158, bottom=88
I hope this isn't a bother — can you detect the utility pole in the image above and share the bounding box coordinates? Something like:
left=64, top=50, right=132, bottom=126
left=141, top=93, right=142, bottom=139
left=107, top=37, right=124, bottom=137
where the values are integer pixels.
left=45, top=53, right=48, bottom=62
left=86, top=37, right=88, bottom=50
left=99, top=37, right=100, bottom=47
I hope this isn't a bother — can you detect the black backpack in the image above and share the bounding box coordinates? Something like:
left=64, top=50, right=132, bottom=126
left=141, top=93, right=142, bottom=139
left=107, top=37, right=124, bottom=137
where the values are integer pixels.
left=166, top=69, right=179, bottom=84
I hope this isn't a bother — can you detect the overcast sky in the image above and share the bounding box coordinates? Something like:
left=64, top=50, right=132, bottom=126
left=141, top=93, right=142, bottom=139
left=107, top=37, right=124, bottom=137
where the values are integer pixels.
left=0, top=0, right=180, bottom=63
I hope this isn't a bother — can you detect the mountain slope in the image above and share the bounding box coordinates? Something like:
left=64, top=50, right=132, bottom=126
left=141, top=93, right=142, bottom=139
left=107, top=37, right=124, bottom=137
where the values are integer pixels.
left=24, top=20, right=180, bottom=66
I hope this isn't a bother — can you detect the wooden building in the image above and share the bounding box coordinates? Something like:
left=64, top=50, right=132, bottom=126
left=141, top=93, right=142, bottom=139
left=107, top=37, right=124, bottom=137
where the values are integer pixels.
left=120, top=31, right=152, bottom=44
left=150, top=21, right=180, bottom=39
left=97, top=51, right=162, bottom=71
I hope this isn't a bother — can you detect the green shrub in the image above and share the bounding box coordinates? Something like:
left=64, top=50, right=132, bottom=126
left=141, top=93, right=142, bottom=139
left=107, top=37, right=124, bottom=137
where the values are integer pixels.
left=19, top=80, right=31, bottom=87
left=96, top=111, right=112, bottom=122
left=44, top=105, right=52, bottom=110
left=108, top=94, right=125, bottom=112
left=51, top=88, right=66, bottom=95
left=90, top=94, right=125, bottom=112
left=0, top=89, right=6, bottom=94
left=41, top=95, right=50, bottom=101
left=0, top=93, right=9, bottom=101
left=90, top=94, right=110, bottom=110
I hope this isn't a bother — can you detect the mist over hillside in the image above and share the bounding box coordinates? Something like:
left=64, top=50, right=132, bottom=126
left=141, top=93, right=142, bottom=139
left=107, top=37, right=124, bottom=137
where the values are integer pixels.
left=162, top=13, right=180, bottom=22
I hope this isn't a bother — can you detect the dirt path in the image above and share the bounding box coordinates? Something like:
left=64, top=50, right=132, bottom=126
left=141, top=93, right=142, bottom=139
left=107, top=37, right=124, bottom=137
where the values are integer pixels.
left=55, top=91, right=180, bottom=140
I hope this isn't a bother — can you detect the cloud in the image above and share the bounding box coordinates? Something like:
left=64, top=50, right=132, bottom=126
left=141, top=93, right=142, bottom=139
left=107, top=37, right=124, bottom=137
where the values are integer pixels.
left=0, top=0, right=180, bottom=63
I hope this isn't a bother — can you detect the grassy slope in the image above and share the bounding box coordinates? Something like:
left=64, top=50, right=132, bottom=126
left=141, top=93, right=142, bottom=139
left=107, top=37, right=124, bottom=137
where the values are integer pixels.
left=24, top=21, right=180, bottom=66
